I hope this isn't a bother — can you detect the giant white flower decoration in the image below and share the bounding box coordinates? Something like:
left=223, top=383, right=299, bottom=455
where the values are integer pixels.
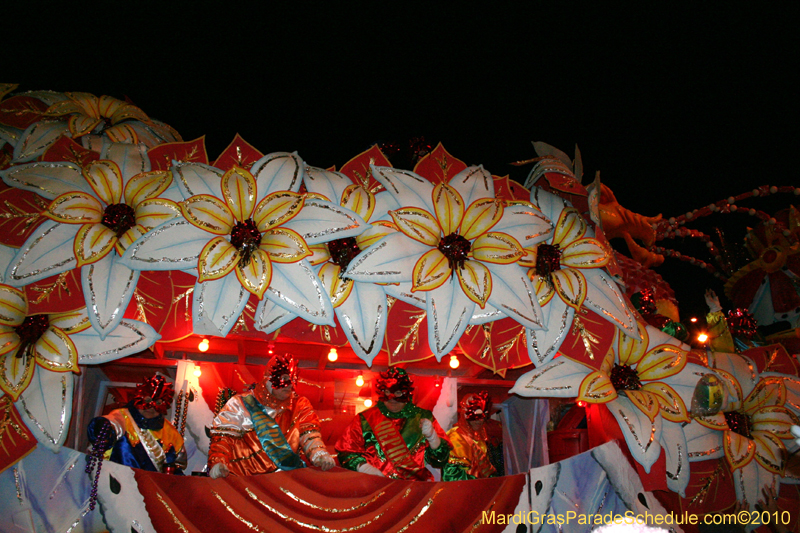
left=9, top=91, right=180, bottom=163
left=295, top=165, right=398, bottom=365
left=511, top=320, right=701, bottom=494
left=684, top=349, right=799, bottom=506
left=0, top=283, right=159, bottom=451
left=345, top=165, right=553, bottom=359
left=524, top=187, right=639, bottom=366
left=120, top=153, right=368, bottom=337
left=1, top=142, right=181, bottom=338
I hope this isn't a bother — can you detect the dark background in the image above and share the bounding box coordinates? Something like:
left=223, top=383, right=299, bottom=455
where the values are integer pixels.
left=7, top=3, right=799, bottom=320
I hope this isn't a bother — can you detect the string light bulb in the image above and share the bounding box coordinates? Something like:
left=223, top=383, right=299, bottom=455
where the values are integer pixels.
left=327, top=347, right=338, bottom=362
left=449, top=355, right=460, bottom=369
left=363, top=398, right=373, bottom=408
left=690, top=317, right=698, bottom=323
left=198, top=338, right=209, bottom=352
left=356, top=374, right=364, bottom=387
left=193, top=365, right=202, bottom=378
left=267, top=344, right=274, bottom=355
left=697, top=333, right=709, bottom=343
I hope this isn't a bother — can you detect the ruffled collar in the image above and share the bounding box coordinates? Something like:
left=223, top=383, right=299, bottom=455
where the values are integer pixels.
left=377, top=401, right=418, bottom=419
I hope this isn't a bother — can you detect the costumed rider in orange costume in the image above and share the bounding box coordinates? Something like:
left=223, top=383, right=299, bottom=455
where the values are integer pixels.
left=443, top=391, right=502, bottom=481
left=335, top=367, right=450, bottom=480
left=207, top=353, right=335, bottom=478
left=87, top=374, right=186, bottom=474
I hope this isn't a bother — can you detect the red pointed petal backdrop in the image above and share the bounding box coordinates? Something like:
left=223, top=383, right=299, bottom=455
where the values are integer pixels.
left=412, top=143, right=467, bottom=184
left=127, top=270, right=197, bottom=343
left=769, top=270, right=800, bottom=313
left=25, top=270, right=84, bottom=314
left=741, top=343, right=800, bottom=377
left=385, top=299, right=434, bottom=366
left=148, top=137, right=209, bottom=170
left=0, top=397, right=37, bottom=474
left=213, top=134, right=264, bottom=171
left=557, top=308, right=617, bottom=372
left=338, top=144, right=392, bottom=191
left=0, top=184, right=49, bottom=248
left=134, top=466, right=525, bottom=533
left=0, top=95, right=49, bottom=130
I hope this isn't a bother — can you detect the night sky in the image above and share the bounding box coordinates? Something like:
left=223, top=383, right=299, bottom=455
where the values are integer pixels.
left=8, top=3, right=799, bottom=320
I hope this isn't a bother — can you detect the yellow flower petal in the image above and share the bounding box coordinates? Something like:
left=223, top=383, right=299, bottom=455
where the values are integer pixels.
left=742, top=376, right=786, bottom=414
left=74, top=223, right=117, bottom=267
left=0, top=325, right=21, bottom=357
left=116, top=225, right=145, bottom=256
left=44, top=98, right=85, bottom=117
left=460, top=198, right=503, bottom=241
left=531, top=273, right=555, bottom=307
left=0, top=350, right=35, bottom=401
left=124, top=170, right=173, bottom=208
left=390, top=208, right=441, bottom=246
left=636, top=344, right=687, bottom=381
left=641, top=382, right=689, bottom=423
left=724, top=430, right=756, bottom=471
left=222, top=167, right=257, bottom=222
left=308, top=244, right=331, bottom=266
left=135, top=198, right=181, bottom=230
left=104, top=124, right=139, bottom=144
left=694, top=412, right=729, bottom=431
left=457, top=259, right=492, bottom=307
left=432, top=183, right=464, bottom=236
left=253, top=191, right=305, bottom=232
left=553, top=208, right=588, bottom=247
left=551, top=268, right=587, bottom=309
left=235, top=249, right=272, bottom=299
left=617, top=321, right=649, bottom=367
left=471, top=232, right=524, bottom=264
left=341, top=184, right=375, bottom=222
left=560, top=237, right=610, bottom=269
left=181, top=195, right=235, bottom=235
left=45, top=192, right=104, bottom=224
left=69, top=115, right=102, bottom=138
left=412, top=249, right=451, bottom=292
left=752, top=430, right=787, bottom=475
left=67, top=93, right=100, bottom=117
left=518, top=247, right=537, bottom=268
left=259, top=228, right=311, bottom=264
left=318, top=262, right=354, bottom=308
left=197, top=237, right=239, bottom=282
left=356, top=221, right=397, bottom=250
left=97, top=95, right=127, bottom=120
left=578, top=371, right=618, bottom=404
left=48, top=310, right=92, bottom=333
left=34, top=327, right=78, bottom=373
left=82, top=160, right=123, bottom=206
left=0, top=285, right=28, bottom=326
left=750, top=405, right=797, bottom=438
left=626, top=390, right=661, bottom=421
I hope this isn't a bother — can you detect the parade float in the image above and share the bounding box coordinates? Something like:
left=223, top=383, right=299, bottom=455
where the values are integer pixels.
left=0, top=84, right=798, bottom=533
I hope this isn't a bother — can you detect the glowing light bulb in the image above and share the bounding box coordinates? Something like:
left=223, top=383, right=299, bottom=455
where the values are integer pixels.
left=327, top=347, right=338, bottom=362
left=356, top=374, right=364, bottom=387
left=449, top=355, right=460, bottom=369
left=193, top=366, right=202, bottom=377
left=690, top=317, right=698, bottom=323
left=198, top=338, right=209, bottom=352
left=697, top=333, right=709, bottom=343
left=363, top=398, right=373, bottom=408
left=577, top=400, right=587, bottom=408
left=267, top=344, right=274, bottom=355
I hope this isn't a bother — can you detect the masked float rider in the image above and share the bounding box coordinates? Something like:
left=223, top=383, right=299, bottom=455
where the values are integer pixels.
left=87, top=375, right=186, bottom=474
left=336, top=367, right=450, bottom=480
left=208, top=354, right=335, bottom=478
left=443, top=391, right=503, bottom=481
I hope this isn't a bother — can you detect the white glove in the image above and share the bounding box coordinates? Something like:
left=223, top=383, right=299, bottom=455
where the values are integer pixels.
left=791, top=425, right=800, bottom=447
left=209, top=462, right=230, bottom=479
left=357, top=463, right=385, bottom=477
left=310, top=449, right=336, bottom=471
left=705, top=289, right=722, bottom=314
left=420, top=418, right=441, bottom=449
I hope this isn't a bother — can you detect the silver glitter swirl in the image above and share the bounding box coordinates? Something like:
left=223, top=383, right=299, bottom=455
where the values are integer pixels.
left=8, top=223, right=77, bottom=281
left=125, top=219, right=201, bottom=264
left=86, top=263, right=138, bottom=329
left=19, top=375, right=68, bottom=444
left=78, top=321, right=151, bottom=362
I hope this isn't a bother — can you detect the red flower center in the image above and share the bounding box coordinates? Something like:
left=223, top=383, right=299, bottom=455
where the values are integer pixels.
left=723, top=410, right=752, bottom=439
left=437, top=233, right=471, bottom=271
left=14, top=314, right=50, bottom=358
left=101, top=203, right=136, bottom=238
left=536, top=243, right=562, bottom=277
left=230, top=219, right=262, bottom=264
left=327, top=237, right=361, bottom=273
left=610, top=363, right=642, bottom=391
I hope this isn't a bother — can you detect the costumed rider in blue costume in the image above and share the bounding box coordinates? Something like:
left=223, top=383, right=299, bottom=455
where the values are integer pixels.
left=87, top=374, right=186, bottom=474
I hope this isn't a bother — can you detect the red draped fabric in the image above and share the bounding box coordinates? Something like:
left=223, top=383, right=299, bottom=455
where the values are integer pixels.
left=133, top=467, right=525, bottom=532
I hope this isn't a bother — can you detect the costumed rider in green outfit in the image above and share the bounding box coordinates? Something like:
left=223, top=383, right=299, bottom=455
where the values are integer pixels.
left=335, top=367, right=450, bottom=480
